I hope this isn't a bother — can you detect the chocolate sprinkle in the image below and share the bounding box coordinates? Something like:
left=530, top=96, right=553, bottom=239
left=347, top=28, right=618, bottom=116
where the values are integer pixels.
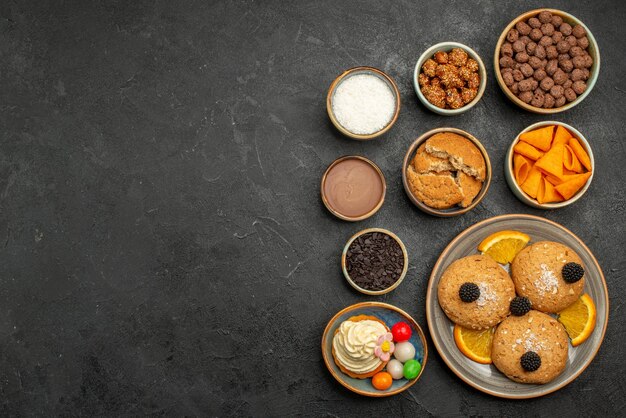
left=345, top=232, right=405, bottom=291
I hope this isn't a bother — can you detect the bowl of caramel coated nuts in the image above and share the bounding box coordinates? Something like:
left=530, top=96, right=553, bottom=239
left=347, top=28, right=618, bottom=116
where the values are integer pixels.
left=495, top=9, right=600, bottom=114
left=414, top=42, right=487, bottom=116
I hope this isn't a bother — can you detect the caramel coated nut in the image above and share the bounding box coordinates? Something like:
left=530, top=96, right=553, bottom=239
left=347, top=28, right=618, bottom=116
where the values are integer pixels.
left=420, top=47, right=481, bottom=110
left=466, top=58, right=479, bottom=72
left=448, top=48, right=468, bottom=66
left=434, top=51, right=448, bottom=64
left=422, top=59, right=438, bottom=77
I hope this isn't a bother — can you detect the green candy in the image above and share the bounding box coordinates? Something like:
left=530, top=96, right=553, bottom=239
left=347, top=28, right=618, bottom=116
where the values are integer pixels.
left=403, top=359, right=422, bottom=379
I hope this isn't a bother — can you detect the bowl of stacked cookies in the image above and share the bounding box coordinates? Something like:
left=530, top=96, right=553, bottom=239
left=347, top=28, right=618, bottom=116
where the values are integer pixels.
left=494, top=9, right=600, bottom=113
left=402, top=128, right=491, bottom=216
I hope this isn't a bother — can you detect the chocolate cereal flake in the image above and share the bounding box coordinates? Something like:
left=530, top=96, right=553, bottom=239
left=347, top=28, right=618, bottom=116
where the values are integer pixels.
left=346, top=232, right=405, bottom=291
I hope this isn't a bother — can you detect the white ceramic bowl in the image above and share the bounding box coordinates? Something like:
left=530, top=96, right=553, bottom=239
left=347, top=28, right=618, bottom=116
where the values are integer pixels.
left=505, top=121, right=594, bottom=208
left=413, top=42, right=487, bottom=116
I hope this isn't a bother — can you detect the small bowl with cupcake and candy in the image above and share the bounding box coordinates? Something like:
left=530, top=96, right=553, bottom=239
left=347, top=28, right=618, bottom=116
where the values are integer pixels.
left=321, top=302, right=427, bottom=397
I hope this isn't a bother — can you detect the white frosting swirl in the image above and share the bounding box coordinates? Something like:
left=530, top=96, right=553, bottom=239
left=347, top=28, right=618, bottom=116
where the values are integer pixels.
left=332, top=319, right=387, bottom=374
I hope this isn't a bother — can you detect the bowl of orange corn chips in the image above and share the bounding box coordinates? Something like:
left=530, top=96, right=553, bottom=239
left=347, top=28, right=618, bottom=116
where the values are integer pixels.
left=506, top=121, right=594, bottom=209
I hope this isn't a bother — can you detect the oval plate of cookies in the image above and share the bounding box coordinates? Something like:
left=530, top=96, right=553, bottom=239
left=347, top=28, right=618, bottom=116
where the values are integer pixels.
left=426, top=214, right=608, bottom=399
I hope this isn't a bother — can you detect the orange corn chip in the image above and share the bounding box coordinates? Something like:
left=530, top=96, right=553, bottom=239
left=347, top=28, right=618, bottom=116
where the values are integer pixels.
left=538, top=178, right=565, bottom=204
left=535, top=144, right=565, bottom=178
left=553, top=125, right=572, bottom=146
left=519, top=126, right=554, bottom=151
left=537, top=177, right=546, bottom=203
left=513, top=153, right=533, bottom=185
left=563, top=145, right=584, bottom=173
left=554, top=172, right=592, bottom=200
left=514, top=142, right=544, bottom=161
left=545, top=169, right=578, bottom=185
left=568, top=138, right=592, bottom=171
left=520, top=167, right=543, bottom=199
left=545, top=174, right=564, bottom=186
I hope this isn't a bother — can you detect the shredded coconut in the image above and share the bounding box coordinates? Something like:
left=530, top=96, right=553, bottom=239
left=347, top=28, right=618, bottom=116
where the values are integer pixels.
left=476, top=283, right=497, bottom=307
left=534, top=264, right=558, bottom=295
left=332, top=74, right=395, bottom=135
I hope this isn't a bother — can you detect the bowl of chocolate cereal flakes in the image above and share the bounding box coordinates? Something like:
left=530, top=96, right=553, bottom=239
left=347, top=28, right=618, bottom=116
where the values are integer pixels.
left=495, top=9, right=600, bottom=113
left=414, top=42, right=487, bottom=115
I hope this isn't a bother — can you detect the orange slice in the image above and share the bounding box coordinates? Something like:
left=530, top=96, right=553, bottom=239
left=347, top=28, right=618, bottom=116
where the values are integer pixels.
left=557, top=294, right=596, bottom=346
left=477, top=230, right=530, bottom=264
left=453, top=324, right=495, bottom=364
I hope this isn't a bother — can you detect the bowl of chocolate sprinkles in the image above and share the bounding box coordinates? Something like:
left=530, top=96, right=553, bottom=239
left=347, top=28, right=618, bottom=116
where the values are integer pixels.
left=341, top=228, right=408, bottom=295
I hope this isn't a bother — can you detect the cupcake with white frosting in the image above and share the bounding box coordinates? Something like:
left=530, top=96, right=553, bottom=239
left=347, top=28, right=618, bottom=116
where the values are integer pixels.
left=331, top=314, right=392, bottom=379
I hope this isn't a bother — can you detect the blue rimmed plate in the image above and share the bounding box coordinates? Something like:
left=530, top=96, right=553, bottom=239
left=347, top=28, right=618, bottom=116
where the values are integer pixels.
left=321, top=302, right=428, bottom=397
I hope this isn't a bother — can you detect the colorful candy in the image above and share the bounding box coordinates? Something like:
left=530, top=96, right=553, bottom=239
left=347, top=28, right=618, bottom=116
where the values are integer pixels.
left=403, top=359, right=422, bottom=380
left=371, top=371, right=393, bottom=390
left=394, top=341, right=416, bottom=363
left=391, top=321, right=412, bottom=342
left=386, top=359, right=405, bottom=380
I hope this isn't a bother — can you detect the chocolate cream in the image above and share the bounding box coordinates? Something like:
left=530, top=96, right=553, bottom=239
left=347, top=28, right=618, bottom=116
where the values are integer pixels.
left=323, top=158, right=384, bottom=218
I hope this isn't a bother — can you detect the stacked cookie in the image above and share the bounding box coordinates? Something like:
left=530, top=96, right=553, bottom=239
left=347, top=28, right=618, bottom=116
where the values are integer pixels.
left=438, top=239, right=587, bottom=384
left=406, top=132, right=486, bottom=209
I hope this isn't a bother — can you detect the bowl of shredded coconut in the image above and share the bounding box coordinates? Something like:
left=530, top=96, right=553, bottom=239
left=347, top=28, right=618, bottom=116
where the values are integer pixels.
left=327, top=67, right=401, bottom=140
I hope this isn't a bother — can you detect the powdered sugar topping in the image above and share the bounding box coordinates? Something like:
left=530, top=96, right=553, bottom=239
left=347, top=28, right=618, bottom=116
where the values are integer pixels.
left=511, top=332, right=548, bottom=352
left=476, top=283, right=497, bottom=307
left=534, top=263, right=558, bottom=295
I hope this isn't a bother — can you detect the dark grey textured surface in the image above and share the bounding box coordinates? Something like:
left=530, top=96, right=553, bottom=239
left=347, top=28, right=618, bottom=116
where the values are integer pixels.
left=1, top=0, right=624, bottom=416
